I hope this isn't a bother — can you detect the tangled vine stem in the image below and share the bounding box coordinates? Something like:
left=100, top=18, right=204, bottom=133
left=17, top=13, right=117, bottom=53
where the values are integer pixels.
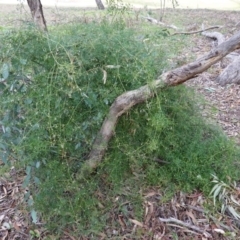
left=78, top=30, right=240, bottom=178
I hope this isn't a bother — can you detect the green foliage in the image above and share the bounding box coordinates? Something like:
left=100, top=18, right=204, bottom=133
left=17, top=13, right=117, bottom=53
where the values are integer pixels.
left=0, top=23, right=165, bottom=169
left=106, top=0, right=131, bottom=13
left=210, top=175, right=240, bottom=220
left=0, top=21, right=239, bottom=237
left=109, top=86, right=240, bottom=192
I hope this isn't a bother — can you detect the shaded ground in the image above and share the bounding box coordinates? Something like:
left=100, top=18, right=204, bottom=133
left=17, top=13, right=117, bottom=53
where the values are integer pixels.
left=0, top=5, right=240, bottom=240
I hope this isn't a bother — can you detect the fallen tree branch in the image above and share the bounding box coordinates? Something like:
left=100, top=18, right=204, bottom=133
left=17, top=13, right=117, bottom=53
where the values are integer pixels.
left=159, top=217, right=212, bottom=238
left=172, top=26, right=221, bottom=36
left=202, top=31, right=226, bottom=45
left=217, top=55, right=240, bottom=85
left=202, top=31, right=240, bottom=85
left=78, top=30, right=240, bottom=177
left=142, top=16, right=179, bottom=30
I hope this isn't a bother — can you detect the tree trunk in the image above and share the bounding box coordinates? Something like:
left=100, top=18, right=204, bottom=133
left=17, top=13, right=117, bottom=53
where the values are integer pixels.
left=78, top=30, right=240, bottom=177
left=27, top=0, right=47, bottom=31
left=95, top=0, right=105, bottom=10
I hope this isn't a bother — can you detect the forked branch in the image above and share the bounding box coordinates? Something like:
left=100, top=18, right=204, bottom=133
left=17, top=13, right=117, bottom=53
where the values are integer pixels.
left=79, top=31, right=240, bottom=177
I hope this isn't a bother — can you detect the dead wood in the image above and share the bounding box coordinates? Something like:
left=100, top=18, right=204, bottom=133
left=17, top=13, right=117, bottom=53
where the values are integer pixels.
left=159, top=217, right=212, bottom=238
left=172, top=26, right=221, bottom=36
left=202, top=31, right=240, bottom=85
left=142, top=16, right=179, bottom=30
left=186, top=205, right=233, bottom=231
left=143, top=16, right=220, bottom=35
left=217, top=56, right=240, bottom=85
left=78, top=30, right=240, bottom=177
left=202, top=31, right=225, bottom=45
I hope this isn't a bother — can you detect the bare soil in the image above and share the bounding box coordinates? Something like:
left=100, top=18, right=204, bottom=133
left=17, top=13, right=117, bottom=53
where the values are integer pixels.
left=0, top=4, right=240, bottom=240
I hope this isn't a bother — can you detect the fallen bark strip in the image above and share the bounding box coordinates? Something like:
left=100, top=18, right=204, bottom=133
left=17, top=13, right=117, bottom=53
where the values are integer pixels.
left=172, top=26, right=221, bottom=36
left=159, top=217, right=212, bottom=238
left=78, top=30, right=240, bottom=177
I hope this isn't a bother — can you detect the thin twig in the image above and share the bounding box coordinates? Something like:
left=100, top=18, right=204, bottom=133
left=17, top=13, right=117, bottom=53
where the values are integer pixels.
left=186, top=205, right=205, bottom=213
left=171, top=26, right=221, bottom=36
left=186, top=204, right=233, bottom=231
left=63, top=231, right=77, bottom=240
left=142, top=16, right=179, bottom=30
left=167, top=224, right=202, bottom=236
left=17, top=231, right=29, bottom=238
left=159, top=217, right=212, bottom=238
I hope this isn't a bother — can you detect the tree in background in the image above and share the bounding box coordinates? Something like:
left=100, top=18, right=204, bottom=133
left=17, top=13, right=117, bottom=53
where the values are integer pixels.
left=95, top=0, right=105, bottom=9
left=27, top=0, right=47, bottom=31
left=159, top=0, right=178, bottom=21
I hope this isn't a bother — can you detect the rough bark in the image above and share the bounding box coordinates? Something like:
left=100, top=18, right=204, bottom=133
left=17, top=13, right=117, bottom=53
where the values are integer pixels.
left=217, top=56, right=240, bottom=85
left=27, top=0, right=47, bottom=31
left=78, top=30, right=240, bottom=177
left=202, top=31, right=225, bottom=45
left=95, top=0, right=105, bottom=10
left=203, top=31, right=240, bottom=85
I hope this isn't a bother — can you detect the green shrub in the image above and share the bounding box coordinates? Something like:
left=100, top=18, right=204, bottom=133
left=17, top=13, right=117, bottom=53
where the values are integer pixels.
left=0, top=23, right=165, bottom=166
left=0, top=22, right=239, bottom=236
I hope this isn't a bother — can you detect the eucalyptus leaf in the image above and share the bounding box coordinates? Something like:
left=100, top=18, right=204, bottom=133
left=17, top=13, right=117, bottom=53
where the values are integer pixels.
left=22, top=174, right=31, bottom=188
left=0, top=152, right=8, bottom=165
left=227, top=206, right=240, bottom=219
left=1, top=63, right=9, bottom=79
left=31, top=209, right=38, bottom=224
left=36, top=161, right=41, bottom=168
left=26, top=165, right=32, bottom=175
left=34, top=177, right=40, bottom=185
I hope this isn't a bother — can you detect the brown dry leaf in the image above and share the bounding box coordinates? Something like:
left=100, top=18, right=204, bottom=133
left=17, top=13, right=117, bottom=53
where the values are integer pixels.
left=63, top=231, right=77, bottom=240
left=13, top=221, right=21, bottom=231
left=144, top=191, right=158, bottom=199
left=0, top=215, right=4, bottom=224
left=1, top=231, right=8, bottom=240
left=144, top=201, right=154, bottom=225
left=118, top=215, right=127, bottom=230
left=129, top=219, right=144, bottom=228
left=185, top=210, right=198, bottom=225
left=97, top=232, right=107, bottom=239
left=2, top=186, right=7, bottom=196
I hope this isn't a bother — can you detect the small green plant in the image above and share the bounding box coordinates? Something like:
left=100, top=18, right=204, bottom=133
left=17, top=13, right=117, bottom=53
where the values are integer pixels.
left=105, top=0, right=132, bottom=26
left=106, top=0, right=131, bottom=13
left=210, top=174, right=240, bottom=220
